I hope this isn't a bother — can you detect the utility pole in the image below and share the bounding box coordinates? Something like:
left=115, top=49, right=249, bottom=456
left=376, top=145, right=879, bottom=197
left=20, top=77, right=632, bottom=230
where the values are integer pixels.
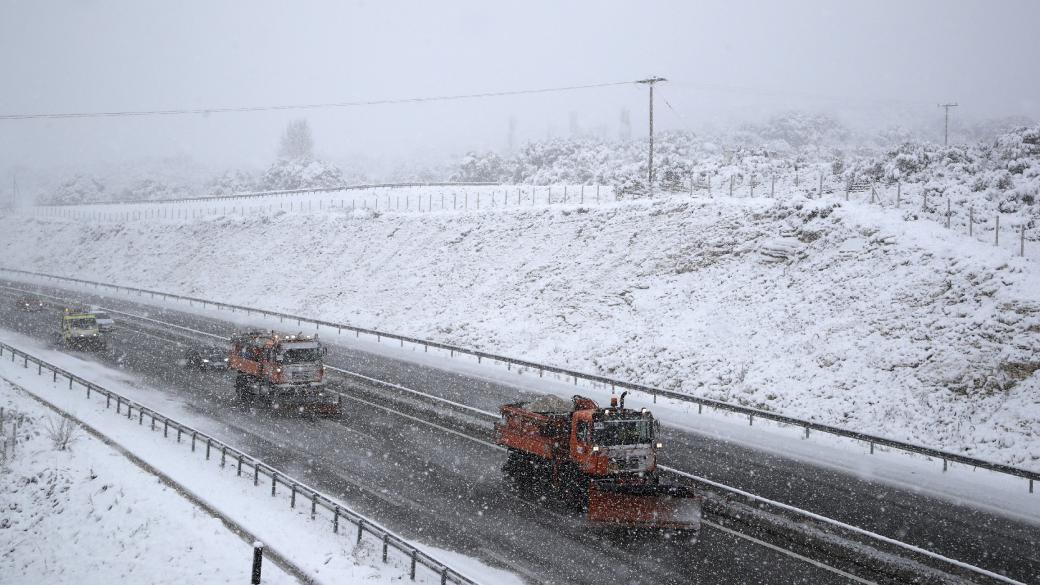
left=938, top=103, right=958, bottom=146
left=636, top=76, right=667, bottom=195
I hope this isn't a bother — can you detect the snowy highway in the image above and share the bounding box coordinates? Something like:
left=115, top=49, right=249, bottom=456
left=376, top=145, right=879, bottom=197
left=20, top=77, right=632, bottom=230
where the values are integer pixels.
left=0, top=281, right=1036, bottom=584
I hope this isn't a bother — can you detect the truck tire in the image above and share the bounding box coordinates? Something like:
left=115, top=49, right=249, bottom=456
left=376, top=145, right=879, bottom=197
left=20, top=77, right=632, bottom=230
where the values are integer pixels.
left=234, top=373, right=250, bottom=402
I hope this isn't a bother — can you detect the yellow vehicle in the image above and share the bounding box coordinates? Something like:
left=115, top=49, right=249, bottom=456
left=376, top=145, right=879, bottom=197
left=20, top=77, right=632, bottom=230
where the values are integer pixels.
left=60, top=309, right=105, bottom=350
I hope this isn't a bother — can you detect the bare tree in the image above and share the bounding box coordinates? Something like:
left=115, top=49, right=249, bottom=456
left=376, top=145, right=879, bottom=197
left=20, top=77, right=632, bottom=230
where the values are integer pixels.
left=45, top=415, right=79, bottom=451
left=278, top=118, right=314, bottom=161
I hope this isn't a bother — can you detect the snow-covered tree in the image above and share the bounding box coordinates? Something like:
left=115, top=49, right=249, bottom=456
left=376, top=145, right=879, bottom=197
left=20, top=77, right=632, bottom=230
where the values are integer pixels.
left=278, top=119, right=315, bottom=161
left=46, top=175, right=106, bottom=204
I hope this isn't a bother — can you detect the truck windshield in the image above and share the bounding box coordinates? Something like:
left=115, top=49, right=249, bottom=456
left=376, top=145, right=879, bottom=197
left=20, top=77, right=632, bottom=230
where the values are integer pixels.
left=594, top=419, right=653, bottom=446
left=71, top=318, right=96, bottom=329
left=279, top=348, right=322, bottom=364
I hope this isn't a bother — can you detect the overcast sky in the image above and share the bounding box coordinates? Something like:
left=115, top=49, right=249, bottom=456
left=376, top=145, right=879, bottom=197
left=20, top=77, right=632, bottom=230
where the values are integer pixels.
left=1, top=0, right=1038, bottom=173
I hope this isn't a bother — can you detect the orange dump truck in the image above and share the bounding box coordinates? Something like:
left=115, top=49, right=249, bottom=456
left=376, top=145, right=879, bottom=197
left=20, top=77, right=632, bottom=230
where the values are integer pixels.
left=496, top=393, right=701, bottom=536
left=228, top=330, right=341, bottom=416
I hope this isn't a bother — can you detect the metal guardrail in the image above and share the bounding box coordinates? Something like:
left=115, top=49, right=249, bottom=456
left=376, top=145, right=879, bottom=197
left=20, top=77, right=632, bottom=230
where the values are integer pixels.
left=1, top=266, right=1036, bottom=492
left=0, top=340, right=480, bottom=585
left=33, top=182, right=503, bottom=208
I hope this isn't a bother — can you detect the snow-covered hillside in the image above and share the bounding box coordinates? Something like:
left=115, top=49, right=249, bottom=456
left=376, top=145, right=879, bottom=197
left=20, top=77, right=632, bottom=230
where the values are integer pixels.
left=1, top=193, right=1037, bottom=469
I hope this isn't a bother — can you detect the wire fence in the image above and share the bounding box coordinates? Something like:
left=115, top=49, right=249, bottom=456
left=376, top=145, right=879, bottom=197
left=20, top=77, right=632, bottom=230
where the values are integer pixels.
left=17, top=172, right=1034, bottom=259
left=0, top=340, right=481, bottom=585
left=682, top=171, right=1037, bottom=259
left=23, top=183, right=619, bottom=221
left=1, top=266, right=1035, bottom=494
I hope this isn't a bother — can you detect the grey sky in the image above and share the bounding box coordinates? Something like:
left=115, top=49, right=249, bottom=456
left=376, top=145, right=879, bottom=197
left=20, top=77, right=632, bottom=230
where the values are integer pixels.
left=1, top=0, right=1038, bottom=170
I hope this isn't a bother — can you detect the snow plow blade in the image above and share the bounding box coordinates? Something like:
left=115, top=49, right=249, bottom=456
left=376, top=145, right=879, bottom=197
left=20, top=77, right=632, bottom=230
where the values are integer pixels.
left=587, top=481, right=702, bottom=531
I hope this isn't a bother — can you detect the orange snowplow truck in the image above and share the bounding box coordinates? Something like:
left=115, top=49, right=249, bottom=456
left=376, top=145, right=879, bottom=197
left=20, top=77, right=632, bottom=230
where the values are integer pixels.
left=496, top=393, right=701, bottom=536
left=228, top=330, right=341, bottom=416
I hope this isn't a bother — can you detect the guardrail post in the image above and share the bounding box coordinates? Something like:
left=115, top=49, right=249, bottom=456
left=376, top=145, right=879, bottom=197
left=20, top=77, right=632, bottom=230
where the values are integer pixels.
left=191, top=431, right=196, bottom=451
left=869, top=442, right=874, bottom=454
left=357, top=519, right=364, bottom=543
left=254, top=462, right=259, bottom=486
left=333, top=507, right=339, bottom=533
left=238, top=454, right=243, bottom=476
left=441, top=568, right=448, bottom=585
left=53, top=370, right=56, bottom=382
left=1030, top=478, right=1034, bottom=494
left=115, top=396, right=120, bottom=414
left=748, top=413, right=753, bottom=426
left=804, top=426, right=810, bottom=439
left=697, top=403, right=702, bottom=414
left=163, top=419, right=168, bottom=437
left=382, top=535, right=389, bottom=563
left=127, top=403, right=132, bottom=420
left=206, top=438, right=211, bottom=459
left=106, top=394, right=111, bottom=409
left=290, top=484, right=296, bottom=507
left=251, top=542, right=264, bottom=585
left=176, top=427, right=182, bottom=443
left=272, top=472, right=277, bottom=496
left=943, top=459, right=948, bottom=472
left=410, top=549, right=417, bottom=580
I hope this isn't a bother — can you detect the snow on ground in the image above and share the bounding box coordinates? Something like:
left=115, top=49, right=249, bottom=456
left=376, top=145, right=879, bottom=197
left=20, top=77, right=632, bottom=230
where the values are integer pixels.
left=0, top=338, right=521, bottom=585
left=0, top=378, right=299, bottom=585
left=0, top=191, right=1037, bottom=470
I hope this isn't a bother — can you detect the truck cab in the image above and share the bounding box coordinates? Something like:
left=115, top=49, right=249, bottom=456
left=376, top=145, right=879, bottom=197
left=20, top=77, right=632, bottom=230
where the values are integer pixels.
left=60, top=310, right=105, bottom=350
left=570, top=404, right=659, bottom=477
left=228, top=330, right=340, bottom=416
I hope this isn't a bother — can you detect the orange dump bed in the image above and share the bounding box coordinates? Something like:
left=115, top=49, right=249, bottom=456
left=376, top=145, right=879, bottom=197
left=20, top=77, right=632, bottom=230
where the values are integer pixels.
left=496, top=404, right=570, bottom=461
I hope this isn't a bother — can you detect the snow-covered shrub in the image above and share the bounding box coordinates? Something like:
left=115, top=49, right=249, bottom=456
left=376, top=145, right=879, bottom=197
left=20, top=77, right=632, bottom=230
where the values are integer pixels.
left=258, top=159, right=345, bottom=191
left=45, top=175, right=106, bottom=205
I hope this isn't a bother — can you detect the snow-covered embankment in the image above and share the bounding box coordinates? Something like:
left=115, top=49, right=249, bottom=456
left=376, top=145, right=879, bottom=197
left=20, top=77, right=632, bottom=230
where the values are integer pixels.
left=0, top=194, right=1037, bottom=468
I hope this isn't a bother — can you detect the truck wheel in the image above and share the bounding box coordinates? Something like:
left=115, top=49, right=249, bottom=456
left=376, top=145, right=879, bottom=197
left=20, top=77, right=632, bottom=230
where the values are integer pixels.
left=234, top=374, right=251, bottom=403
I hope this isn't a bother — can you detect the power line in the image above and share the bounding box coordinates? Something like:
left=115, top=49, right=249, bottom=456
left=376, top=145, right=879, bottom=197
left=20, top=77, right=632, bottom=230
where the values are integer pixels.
left=659, top=91, right=695, bottom=134
left=665, top=80, right=937, bottom=108
left=0, top=80, right=640, bottom=121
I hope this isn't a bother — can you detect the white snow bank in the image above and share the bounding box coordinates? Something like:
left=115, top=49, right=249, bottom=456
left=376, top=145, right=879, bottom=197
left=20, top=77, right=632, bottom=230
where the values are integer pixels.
left=0, top=379, right=298, bottom=585
left=0, top=192, right=1037, bottom=469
